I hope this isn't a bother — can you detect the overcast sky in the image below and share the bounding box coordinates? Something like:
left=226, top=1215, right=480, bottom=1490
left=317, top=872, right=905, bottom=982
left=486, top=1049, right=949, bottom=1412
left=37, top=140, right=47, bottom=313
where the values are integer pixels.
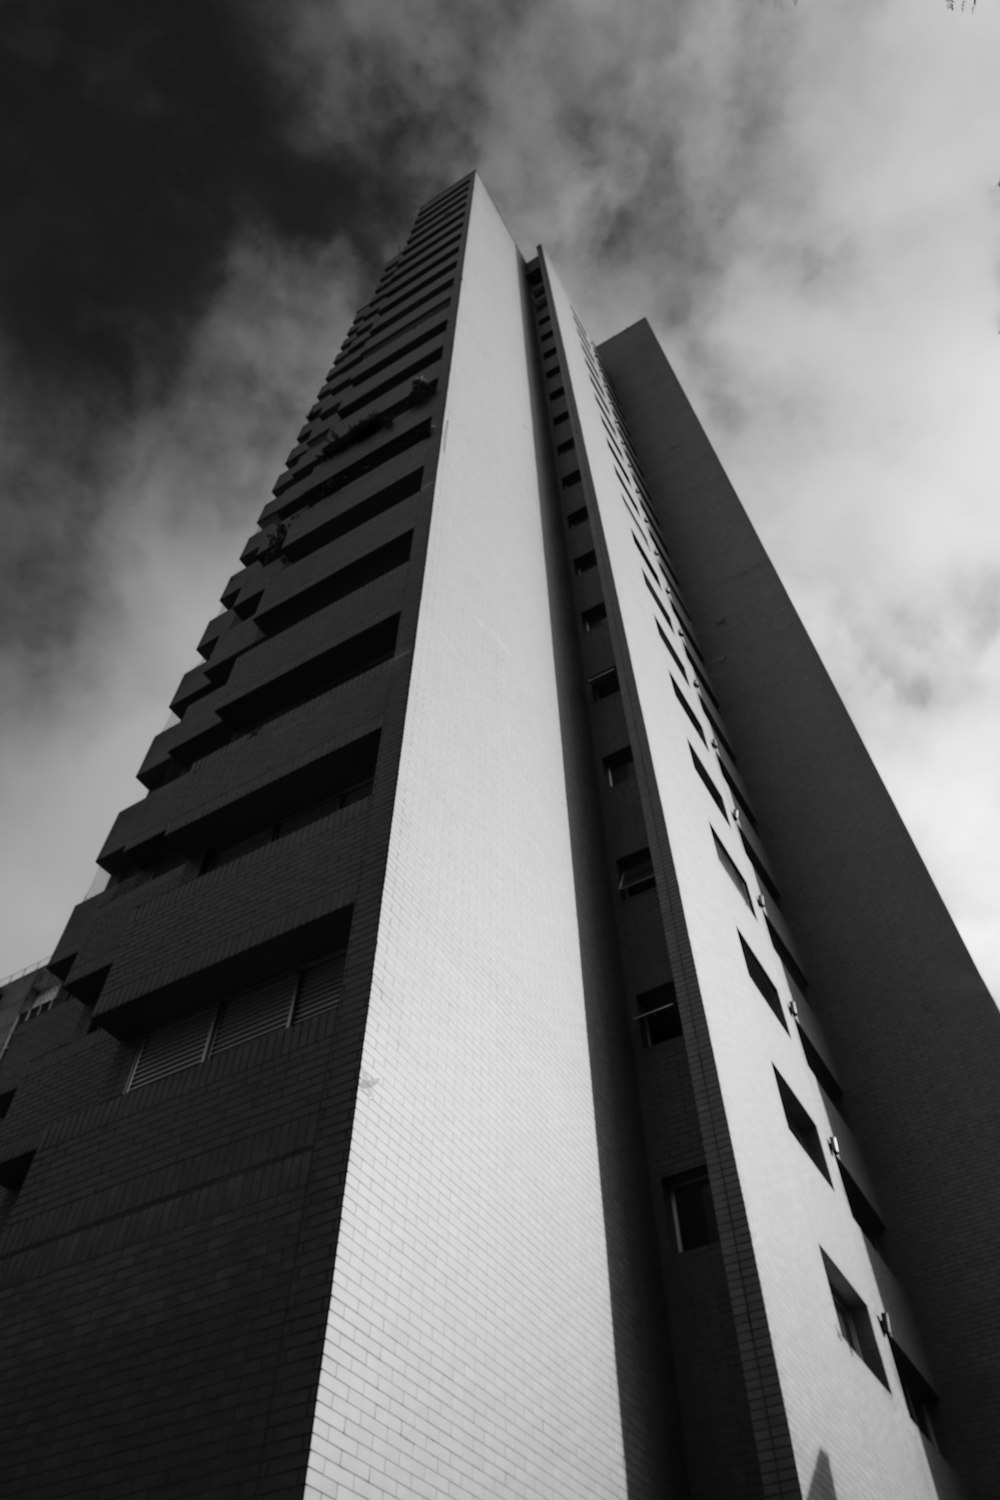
left=1, top=0, right=997, bottom=998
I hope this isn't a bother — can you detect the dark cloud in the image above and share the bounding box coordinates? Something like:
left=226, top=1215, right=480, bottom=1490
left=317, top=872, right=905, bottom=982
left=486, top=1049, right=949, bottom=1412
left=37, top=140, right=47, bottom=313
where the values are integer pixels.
left=0, top=0, right=387, bottom=397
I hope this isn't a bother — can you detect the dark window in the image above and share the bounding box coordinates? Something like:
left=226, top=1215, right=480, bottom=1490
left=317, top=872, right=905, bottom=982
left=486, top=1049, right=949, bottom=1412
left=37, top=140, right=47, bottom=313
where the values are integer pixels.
left=574, top=550, right=598, bottom=574
left=702, top=703, right=739, bottom=764
left=691, top=665, right=722, bottom=711
left=0, top=1090, right=15, bottom=1119
left=739, top=936, right=787, bottom=1029
left=553, top=411, right=570, bottom=425
left=717, top=759, right=757, bottom=828
left=281, top=420, right=433, bottom=523
left=689, top=747, right=727, bottom=818
left=337, top=347, right=443, bottom=419
left=128, top=949, right=347, bottom=1091
left=839, top=1164, right=886, bottom=1243
left=767, top=918, right=809, bottom=992
left=673, top=679, right=706, bottom=745
left=890, top=1341, right=939, bottom=1440
left=644, top=572, right=672, bottom=627
left=540, top=330, right=555, bottom=344
left=222, top=617, right=399, bottom=737
left=283, top=468, right=422, bottom=565
left=549, top=387, right=565, bottom=400
left=618, top=848, right=655, bottom=898
left=637, top=983, right=681, bottom=1046
left=545, top=364, right=561, bottom=379
left=557, top=438, right=575, bottom=454
left=257, top=532, right=412, bottom=636
left=665, top=1169, right=718, bottom=1251
left=603, top=747, right=634, bottom=786
left=822, top=1251, right=888, bottom=1385
left=775, top=1070, right=831, bottom=1181
left=567, top=506, right=587, bottom=527
left=562, top=469, right=582, bottom=489
left=656, top=620, right=688, bottom=681
left=582, top=603, right=607, bottom=631
left=797, top=1026, right=843, bottom=1103
left=0, top=1150, right=34, bottom=1230
left=740, top=832, right=780, bottom=903
left=333, top=300, right=451, bottom=373
left=590, top=668, right=619, bottom=701
left=712, top=832, right=753, bottom=909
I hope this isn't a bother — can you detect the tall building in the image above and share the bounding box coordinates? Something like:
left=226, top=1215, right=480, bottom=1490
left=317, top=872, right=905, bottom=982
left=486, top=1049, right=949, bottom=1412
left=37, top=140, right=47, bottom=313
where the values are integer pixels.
left=0, top=173, right=997, bottom=1500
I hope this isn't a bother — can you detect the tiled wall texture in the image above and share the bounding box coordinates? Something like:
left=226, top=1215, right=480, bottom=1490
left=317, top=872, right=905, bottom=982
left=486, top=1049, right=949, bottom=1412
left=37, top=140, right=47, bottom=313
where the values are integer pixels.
left=303, top=181, right=631, bottom=1500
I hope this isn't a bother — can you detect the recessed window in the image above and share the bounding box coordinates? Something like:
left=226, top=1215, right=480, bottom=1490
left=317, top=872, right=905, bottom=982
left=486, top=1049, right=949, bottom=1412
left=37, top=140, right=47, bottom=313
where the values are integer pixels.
left=562, top=469, right=582, bottom=489
left=553, top=411, right=570, bottom=425
left=665, top=1169, right=718, bottom=1251
left=890, top=1341, right=939, bottom=1440
left=637, top=983, right=681, bottom=1046
left=603, top=747, right=634, bottom=786
left=673, top=679, right=707, bottom=746
left=656, top=621, right=688, bottom=682
left=618, top=848, right=655, bottom=898
left=689, top=747, right=727, bottom=819
left=796, top=1026, right=843, bottom=1104
left=0, top=1090, right=15, bottom=1120
left=838, top=1163, right=886, bottom=1243
left=717, top=759, right=757, bottom=828
left=557, top=438, right=575, bottom=454
left=549, top=387, right=565, bottom=400
left=739, top=935, right=787, bottom=1029
left=590, top=668, right=620, bottom=701
left=712, top=832, right=753, bottom=909
left=582, top=602, right=607, bottom=631
left=767, top=918, right=809, bottom=993
left=545, top=364, right=561, bottom=379
left=0, top=1150, right=34, bottom=1229
left=775, top=1070, right=831, bottom=1182
left=821, top=1251, right=888, bottom=1385
left=127, top=949, right=348, bottom=1091
left=574, top=550, right=598, bottom=574
left=739, top=832, right=780, bottom=903
left=567, top=506, right=587, bottom=527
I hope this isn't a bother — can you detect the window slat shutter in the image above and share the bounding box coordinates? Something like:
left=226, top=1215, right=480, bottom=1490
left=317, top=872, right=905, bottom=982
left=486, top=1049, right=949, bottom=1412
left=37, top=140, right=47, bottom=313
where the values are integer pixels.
left=130, top=1009, right=215, bottom=1090
left=293, top=953, right=345, bottom=1023
left=210, top=975, right=296, bottom=1055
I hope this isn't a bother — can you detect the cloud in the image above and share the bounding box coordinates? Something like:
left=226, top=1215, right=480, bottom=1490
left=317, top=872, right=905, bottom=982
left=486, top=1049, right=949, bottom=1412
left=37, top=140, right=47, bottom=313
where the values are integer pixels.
left=1, top=0, right=997, bottom=1003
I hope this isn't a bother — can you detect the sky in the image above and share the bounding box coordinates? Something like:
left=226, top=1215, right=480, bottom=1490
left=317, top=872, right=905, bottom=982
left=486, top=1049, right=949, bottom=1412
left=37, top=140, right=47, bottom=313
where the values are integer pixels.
left=1, top=0, right=997, bottom=998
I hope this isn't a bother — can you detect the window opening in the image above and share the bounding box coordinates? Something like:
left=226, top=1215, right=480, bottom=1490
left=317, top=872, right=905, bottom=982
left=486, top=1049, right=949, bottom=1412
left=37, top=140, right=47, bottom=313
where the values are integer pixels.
left=618, top=848, right=655, bottom=898
left=637, top=983, right=681, bottom=1046
left=665, top=1169, right=718, bottom=1251
left=712, top=832, right=753, bottom=909
left=775, top=1070, right=831, bottom=1181
left=603, top=747, right=634, bottom=786
left=739, top=936, right=787, bottom=1029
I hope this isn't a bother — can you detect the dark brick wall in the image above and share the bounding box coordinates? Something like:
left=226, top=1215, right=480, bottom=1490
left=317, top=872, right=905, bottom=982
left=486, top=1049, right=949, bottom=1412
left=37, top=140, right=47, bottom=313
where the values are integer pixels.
left=0, top=184, right=469, bottom=1499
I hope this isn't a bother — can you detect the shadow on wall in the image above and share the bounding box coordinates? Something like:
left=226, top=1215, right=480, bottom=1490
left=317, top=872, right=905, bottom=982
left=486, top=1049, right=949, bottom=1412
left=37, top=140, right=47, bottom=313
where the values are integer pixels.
left=807, top=1450, right=838, bottom=1500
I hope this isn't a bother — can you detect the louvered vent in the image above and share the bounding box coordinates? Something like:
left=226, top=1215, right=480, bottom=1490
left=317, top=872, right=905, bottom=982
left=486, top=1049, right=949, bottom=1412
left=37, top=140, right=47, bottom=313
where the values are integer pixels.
left=129, top=1009, right=214, bottom=1090
left=293, top=952, right=345, bottom=1023
left=210, top=975, right=297, bottom=1055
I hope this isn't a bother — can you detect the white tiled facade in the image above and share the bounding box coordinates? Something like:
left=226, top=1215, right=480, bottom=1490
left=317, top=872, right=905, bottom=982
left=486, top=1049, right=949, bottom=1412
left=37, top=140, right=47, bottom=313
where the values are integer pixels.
left=304, top=183, right=629, bottom=1499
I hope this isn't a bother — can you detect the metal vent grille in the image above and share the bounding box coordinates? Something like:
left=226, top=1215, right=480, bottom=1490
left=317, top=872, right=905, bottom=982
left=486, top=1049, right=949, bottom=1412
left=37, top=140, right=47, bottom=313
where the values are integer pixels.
left=293, top=953, right=345, bottom=1023
left=129, top=1009, right=214, bottom=1090
left=209, top=975, right=297, bottom=1055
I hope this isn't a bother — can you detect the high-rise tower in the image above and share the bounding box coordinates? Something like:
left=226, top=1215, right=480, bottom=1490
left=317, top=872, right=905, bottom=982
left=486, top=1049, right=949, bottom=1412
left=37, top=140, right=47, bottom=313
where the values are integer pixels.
left=1, top=174, right=997, bottom=1500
